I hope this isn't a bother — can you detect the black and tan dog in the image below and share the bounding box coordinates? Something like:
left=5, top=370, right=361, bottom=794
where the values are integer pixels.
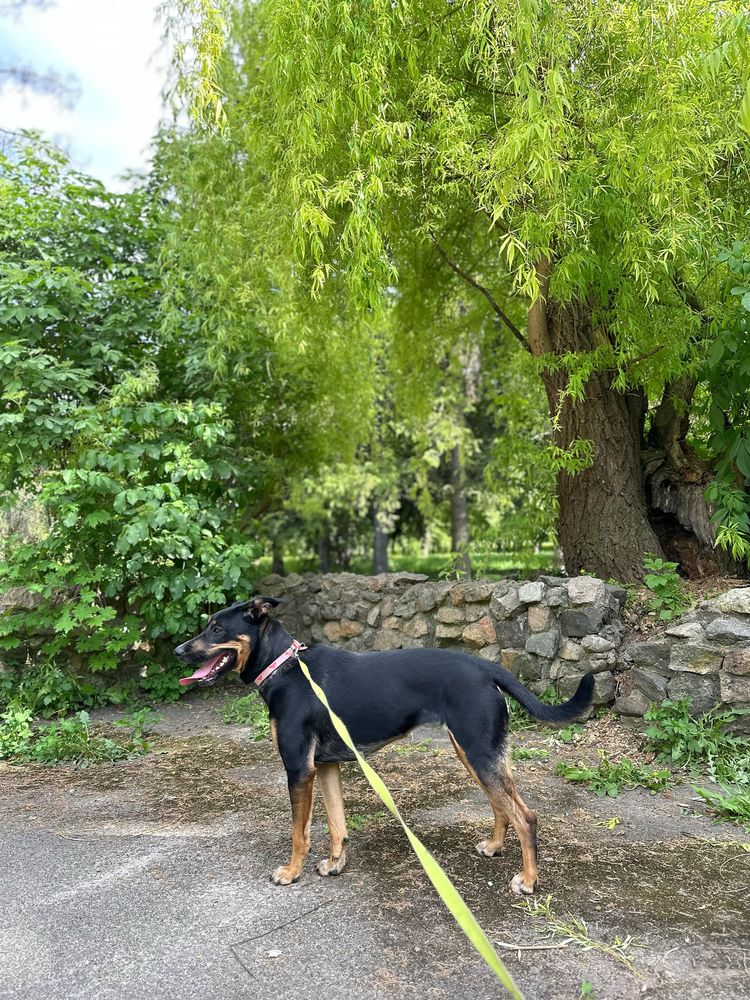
left=174, top=596, right=593, bottom=894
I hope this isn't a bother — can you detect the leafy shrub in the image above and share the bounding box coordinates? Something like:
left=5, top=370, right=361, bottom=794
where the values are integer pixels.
left=0, top=662, right=130, bottom=716
left=0, top=706, right=156, bottom=766
left=556, top=754, right=671, bottom=797
left=0, top=141, right=259, bottom=689
left=642, top=555, right=690, bottom=621
left=644, top=698, right=750, bottom=785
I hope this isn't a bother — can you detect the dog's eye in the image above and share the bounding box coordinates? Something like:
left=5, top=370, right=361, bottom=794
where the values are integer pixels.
left=211, top=624, right=222, bottom=635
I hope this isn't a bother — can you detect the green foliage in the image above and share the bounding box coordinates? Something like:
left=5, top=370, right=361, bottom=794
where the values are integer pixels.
left=218, top=692, right=270, bottom=740
left=0, top=706, right=154, bottom=766
left=703, top=244, right=750, bottom=563
left=0, top=663, right=130, bottom=717
left=555, top=755, right=672, bottom=797
left=511, top=745, right=550, bottom=762
left=644, top=698, right=750, bottom=786
left=694, top=785, right=750, bottom=826
left=642, top=556, right=690, bottom=621
left=0, top=140, right=259, bottom=681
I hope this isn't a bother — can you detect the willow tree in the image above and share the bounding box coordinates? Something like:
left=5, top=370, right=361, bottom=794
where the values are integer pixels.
left=176, top=0, right=750, bottom=581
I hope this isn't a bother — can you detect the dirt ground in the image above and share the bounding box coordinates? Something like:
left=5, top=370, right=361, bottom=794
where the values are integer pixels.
left=1, top=691, right=749, bottom=1000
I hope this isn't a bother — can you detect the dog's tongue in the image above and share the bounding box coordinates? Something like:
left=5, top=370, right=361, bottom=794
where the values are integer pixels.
left=179, top=652, right=224, bottom=686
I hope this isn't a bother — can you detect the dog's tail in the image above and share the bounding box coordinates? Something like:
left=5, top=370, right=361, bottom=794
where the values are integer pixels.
left=485, top=664, right=594, bottom=724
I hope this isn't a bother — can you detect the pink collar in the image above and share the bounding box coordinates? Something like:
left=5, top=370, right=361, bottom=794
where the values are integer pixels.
left=254, top=639, right=304, bottom=687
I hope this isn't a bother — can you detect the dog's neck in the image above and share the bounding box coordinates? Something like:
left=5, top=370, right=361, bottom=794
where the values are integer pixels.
left=243, top=618, right=299, bottom=689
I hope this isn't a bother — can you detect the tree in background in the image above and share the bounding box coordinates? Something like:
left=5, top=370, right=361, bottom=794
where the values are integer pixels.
left=175, top=0, right=750, bottom=582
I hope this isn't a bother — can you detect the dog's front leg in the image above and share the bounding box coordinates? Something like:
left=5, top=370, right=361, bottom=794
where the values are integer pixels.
left=271, top=770, right=316, bottom=885
left=316, top=761, right=348, bottom=876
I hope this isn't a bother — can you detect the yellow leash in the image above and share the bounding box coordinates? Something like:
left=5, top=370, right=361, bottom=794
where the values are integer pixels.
left=298, top=657, right=526, bottom=999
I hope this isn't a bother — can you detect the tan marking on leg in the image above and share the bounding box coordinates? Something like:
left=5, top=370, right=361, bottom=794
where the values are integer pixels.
left=270, top=718, right=279, bottom=754
left=271, top=770, right=316, bottom=886
left=449, top=731, right=510, bottom=857
left=316, top=762, right=349, bottom=876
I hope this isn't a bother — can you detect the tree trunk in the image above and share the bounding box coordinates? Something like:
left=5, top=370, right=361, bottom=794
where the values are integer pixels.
left=527, top=274, right=663, bottom=582
left=318, top=529, right=330, bottom=574
left=450, top=442, right=472, bottom=579
left=372, top=507, right=389, bottom=574
left=271, top=537, right=285, bottom=576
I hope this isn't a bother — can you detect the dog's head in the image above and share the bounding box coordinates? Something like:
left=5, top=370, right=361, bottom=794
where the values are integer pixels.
left=174, top=596, right=283, bottom=687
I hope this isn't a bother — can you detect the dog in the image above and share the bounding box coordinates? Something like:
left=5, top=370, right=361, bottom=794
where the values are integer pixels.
left=174, top=595, right=593, bottom=894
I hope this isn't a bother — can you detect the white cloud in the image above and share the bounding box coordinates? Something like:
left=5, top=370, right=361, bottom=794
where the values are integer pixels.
left=1, top=0, right=167, bottom=189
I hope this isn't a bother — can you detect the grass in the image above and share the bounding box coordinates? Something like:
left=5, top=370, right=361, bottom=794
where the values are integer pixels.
left=693, top=786, right=750, bottom=827
left=389, top=738, right=434, bottom=755
left=253, top=547, right=558, bottom=581
left=218, top=692, right=270, bottom=740
left=555, top=754, right=672, bottom=798
left=511, top=745, right=550, bottom=762
left=512, top=894, right=642, bottom=976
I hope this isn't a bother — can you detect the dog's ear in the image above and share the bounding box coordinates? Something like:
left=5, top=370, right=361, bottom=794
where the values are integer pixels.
left=244, top=595, right=284, bottom=620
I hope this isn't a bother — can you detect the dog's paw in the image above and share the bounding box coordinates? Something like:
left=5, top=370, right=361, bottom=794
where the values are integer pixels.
left=475, top=839, right=503, bottom=858
left=316, top=856, right=346, bottom=877
left=510, top=873, right=537, bottom=896
left=271, top=865, right=300, bottom=886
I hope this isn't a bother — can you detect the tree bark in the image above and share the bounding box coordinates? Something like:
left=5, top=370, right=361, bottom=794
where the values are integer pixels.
left=529, top=281, right=663, bottom=582
left=372, top=507, right=389, bottom=574
left=271, top=537, right=285, bottom=576
left=450, top=442, right=472, bottom=579
left=317, top=530, right=330, bottom=574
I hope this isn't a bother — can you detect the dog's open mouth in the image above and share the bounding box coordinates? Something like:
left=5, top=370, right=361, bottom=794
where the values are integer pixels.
left=179, top=650, right=237, bottom=687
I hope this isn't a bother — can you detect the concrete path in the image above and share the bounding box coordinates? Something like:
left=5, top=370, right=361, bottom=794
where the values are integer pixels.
left=1, top=696, right=749, bottom=1000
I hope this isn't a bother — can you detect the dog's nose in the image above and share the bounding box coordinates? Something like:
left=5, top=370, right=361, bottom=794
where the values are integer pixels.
left=174, top=643, right=189, bottom=660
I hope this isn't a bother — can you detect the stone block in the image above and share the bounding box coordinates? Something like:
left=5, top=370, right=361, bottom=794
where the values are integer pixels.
left=670, top=643, right=723, bottom=675
left=435, top=623, right=464, bottom=641
left=494, top=618, right=527, bottom=649
left=372, top=629, right=402, bottom=651
left=527, top=605, right=552, bottom=632
left=559, top=639, right=584, bottom=662
left=560, top=607, right=605, bottom=638
left=366, top=606, right=380, bottom=627
left=544, top=588, right=568, bottom=608
left=722, top=649, right=750, bottom=676
left=463, top=615, right=497, bottom=647
left=707, top=588, right=750, bottom=616
left=477, top=644, right=500, bottom=663
left=581, top=635, right=615, bottom=653
left=518, top=582, right=545, bottom=604
left=605, top=584, right=628, bottom=610
left=437, top=605, right=467, bottom=624
left=504, top=650, right=543, bottom=682
left=665, top=621, right=704, bottom=640
left=402, top=614, right=430, bottom=639
left=705, top=617, right=750, bottom=645
left=720, top=672, right=750, bottom=704
left=525, top=629, right=558, bottom=659
left=550, top=659, right=583, bottom=680
left=592, top=672, right=615, bottom=705
left=627, top=640, right=671, bottom=670
left=667, top=673, right=720, bottom=714
left=632, top=667, right=669, bottom=703
left=491, top=586, right=520, bottom=619
left=615, top=689, right=651, bottom=717
left=588, top=652, right=616, bottom=674
left=452, top=581, right=494, bottom=604
left=566, top=576, right=606, bottom=605
left=414, top=585, right=439, bottom=613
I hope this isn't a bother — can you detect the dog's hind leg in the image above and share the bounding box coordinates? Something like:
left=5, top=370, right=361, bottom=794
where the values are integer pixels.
left=449, top=733, right=509, bottom=856
left=316, top=762, right=349, bottom=876
left=449, top=731, right=538, bottom=895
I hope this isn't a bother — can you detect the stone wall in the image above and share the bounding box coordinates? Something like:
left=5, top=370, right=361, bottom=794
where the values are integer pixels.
left=616, top=588, right=750, bottom=724
left=259, top=571, right=750, bottom=723
left=259, top=571, right=628, bottom=707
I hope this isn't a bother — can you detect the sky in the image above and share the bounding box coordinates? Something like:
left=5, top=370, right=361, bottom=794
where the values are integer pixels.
left=1, top=0, right=166, bottom=190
